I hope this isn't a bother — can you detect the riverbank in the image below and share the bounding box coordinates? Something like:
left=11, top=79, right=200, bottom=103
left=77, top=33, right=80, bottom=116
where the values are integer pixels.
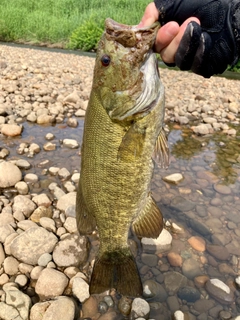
left=0, top=44, right=239, bottom=136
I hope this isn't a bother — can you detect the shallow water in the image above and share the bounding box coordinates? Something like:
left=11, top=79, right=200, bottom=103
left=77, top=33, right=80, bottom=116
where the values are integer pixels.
left=2, top=119, right=240, bottom=318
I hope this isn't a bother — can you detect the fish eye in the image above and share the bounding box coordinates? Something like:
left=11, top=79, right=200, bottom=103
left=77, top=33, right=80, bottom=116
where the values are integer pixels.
left=101, top=54, right=111, bottom=67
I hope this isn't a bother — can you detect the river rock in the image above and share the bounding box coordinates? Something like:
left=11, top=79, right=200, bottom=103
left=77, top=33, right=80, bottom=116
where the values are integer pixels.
left=187, top=236, right=206, bottom=252
left=206, top=244, right=230, bottom=261
left=56, top=192, right=77, bottom=211
left=141, top=229, right=172, bottom=253
left=72, top=277, right=90, bottom=303
left=30, top=296, right=75, bottom=320
left=13, top=195, right=37, bottom=218
left=205, top=279, right=234, bottom=304
left=0, top=161, right=22, bottom=187
left=63, top=139, right=79, bottom=149
left=35, top=268, right=68, bottom=300
left=164, top=272, right=188, bottom=294
left=182, top=258, right=203, bottom=279
left=130, top=298, right=150, bottom=319
left=10, top=227, right=58, bottom=265
left=52, top=234, right=88, bottom=267
left=162, top=173, right=184, bottom=184
left=1, top=124, right=22, bottom=136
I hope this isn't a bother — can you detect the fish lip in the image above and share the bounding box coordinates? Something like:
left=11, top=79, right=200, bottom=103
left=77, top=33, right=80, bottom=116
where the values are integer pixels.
left=105, top=18, right=160, bottom=32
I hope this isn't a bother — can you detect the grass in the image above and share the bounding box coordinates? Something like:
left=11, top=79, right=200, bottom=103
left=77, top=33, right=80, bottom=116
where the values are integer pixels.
left=0, top=0, right=149, bottom=45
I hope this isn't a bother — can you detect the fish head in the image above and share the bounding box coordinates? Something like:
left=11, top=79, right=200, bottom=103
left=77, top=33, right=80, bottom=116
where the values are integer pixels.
left=92, top=18, right=162, bottom=122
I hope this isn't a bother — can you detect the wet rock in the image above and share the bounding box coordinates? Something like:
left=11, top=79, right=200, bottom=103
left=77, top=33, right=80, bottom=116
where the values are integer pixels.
left=130, top=298, right=150, bottom=319
left=182, top=258, right=203, bottom=280
left=118, top=296, right=132, bottom=316
left=171, top=196, right=196, bottom=212
left=192, top=124, right=210, bottom=135
left=10, top=227, right=58, bottom=265
left=141, top=228, right=172, bottom=253
left=162, top=173, right=184, bottom=184
left=164, top=272, right=187, bottom=294
left=1, top=124, right=22, bottom=136
left=58, top=167, right=71, bottom=180
left=206, top=244, right=230, bottom=261
left=29, top=296, right=75, bottom=320
left=0, top=161, right=22, bottom=188
left=52, top=234, right=88, bottom=267
left=63, top=139, right=79, bottom=149
left=43, top=142, right=56, bottom=151
left=35, top=268, right=68, bottom=300
left=167, top=252, right=183, bottom=267
left=205, top=279, right=234, bottom=305
left=214, top=183, right=232, bottom=195
left=24, top=173, right=38, bottom=183
left=177, top=286, right=201, bottom=302
left=187, top=236, right=206, bottom=252
left=143, top=280, right=168, bottom=302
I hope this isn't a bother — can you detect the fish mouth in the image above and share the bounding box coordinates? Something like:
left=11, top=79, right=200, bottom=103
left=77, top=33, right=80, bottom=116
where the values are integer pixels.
left=105, top=18, right=160, bottom=48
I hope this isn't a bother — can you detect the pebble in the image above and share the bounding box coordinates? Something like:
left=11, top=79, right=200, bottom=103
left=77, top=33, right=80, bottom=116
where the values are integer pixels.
left=141, top=228, right=172, bottom=253
left=0, top=161, right=22, bottom=187
left=131, top=298, right=150, bottom=319
left=162, top=173, right=184, bottom=184
left=72, top=277, right=90, bottom=303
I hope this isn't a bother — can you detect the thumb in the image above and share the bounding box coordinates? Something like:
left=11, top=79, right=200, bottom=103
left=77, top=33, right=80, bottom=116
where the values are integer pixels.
left=138, top=2, right=159, bottom=27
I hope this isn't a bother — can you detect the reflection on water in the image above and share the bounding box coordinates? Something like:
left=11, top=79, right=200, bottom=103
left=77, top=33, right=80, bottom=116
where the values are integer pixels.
left=1, top=120, right=240, bottom=318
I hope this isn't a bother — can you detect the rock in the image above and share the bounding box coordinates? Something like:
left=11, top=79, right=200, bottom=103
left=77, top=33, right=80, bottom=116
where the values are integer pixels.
left=192, top=124, right=210, bottom=135
left=72, top=277, right=90, bottom=303
left=143, top=280, right=168, bottom=302
left=15, top=181, right=28, bottom=195
left=30, top=297, right=75, bottom=320
left=32, top=194, right=51, bottom=207
left=4, top=286, right=32, bottom=320
left=24, top=173, right=38, bottom=183
left=162, top=173, right=184, bottom=184
left=0, top=302, right=21, bottom=320
left=0, top=161, right=22, bottom=188
left=3, top=256, right=19, bottom=275
left=56, top=192, right=77, bottom=212
left=52, top=234, right=88, bottom=267
left=58, top=167, right=71, bottom=180
left=62, top=139, right=79, bottom=149
left=30, top=206, right=53, bottom=223
left=213, top=184, right=231, bottom=195
left=43, top=142, right=56, bottom=151
left=167, top=252, right=183, bottom=267
left=205, top=279, right=234, bottom=305
left=164, top=272, right=188, bottom=294
left=131, top=298, right=150, bottom=319
left=182, top=258, right=203, bottom=280
left=10, top=227, right=58, bottom=265
left=187, top=236, right=206, bottom=252
left=35, top=268, right=68, bottom=300
left=1, top=124, right=22, bottom=136
left=63, top=217, right=77, bottom=233
left=141, top=229, right=172, bottom=253
left=171, top=196, right=196, bottom=212
left=13, top=195, right=37, bottom=218
left=177, top=286, right=201, bottom=302
left=206, top=244, right=230, bottom=261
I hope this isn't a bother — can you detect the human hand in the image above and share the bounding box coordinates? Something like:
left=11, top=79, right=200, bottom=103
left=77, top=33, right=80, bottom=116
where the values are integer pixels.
left=140, top=1, right=240, bottom=78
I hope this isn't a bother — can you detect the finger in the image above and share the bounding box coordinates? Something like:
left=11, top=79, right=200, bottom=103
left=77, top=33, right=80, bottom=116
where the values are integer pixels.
left=160, top=17, right=200, bottom=64
left=138, top=2, right=159, bottom=27
left=154, top=21, right=180, bottom=52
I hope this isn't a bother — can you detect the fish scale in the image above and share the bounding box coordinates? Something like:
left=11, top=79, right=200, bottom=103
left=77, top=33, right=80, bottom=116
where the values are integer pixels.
left=76, top=18, right=169, bottom=297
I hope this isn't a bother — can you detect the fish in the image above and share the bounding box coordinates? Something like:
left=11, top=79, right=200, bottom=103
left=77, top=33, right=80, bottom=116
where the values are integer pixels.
left=76, top=18, right=169, bottom=297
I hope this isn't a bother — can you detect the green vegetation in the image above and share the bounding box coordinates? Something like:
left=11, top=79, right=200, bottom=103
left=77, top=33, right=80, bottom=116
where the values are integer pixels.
left=0, top=0, right=149, bottom=48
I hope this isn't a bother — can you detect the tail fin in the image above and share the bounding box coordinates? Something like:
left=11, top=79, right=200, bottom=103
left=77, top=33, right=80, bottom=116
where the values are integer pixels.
left=90, top=249, right=142, bottom=297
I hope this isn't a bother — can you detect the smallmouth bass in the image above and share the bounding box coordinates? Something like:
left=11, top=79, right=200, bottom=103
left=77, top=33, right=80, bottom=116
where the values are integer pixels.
left=76, top=18, right=169, bottom=297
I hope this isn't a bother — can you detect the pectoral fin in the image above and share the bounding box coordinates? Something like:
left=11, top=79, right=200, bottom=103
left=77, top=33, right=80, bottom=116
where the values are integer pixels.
left=76, top=184, right=96, bottom=235
left=117, top=124, right=146, bottom=162
left=152, top=129, right=170, bottom=169
left=132, top=195, right=163, bottom=239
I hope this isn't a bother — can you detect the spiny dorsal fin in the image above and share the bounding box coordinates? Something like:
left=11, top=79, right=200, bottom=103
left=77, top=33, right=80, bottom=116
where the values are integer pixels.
left=152, top=129, right=170, bottom=169
left=132, top=195, right=163, bottom=239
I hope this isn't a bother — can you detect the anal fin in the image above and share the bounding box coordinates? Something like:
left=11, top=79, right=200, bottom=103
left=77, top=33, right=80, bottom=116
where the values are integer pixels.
left=132, top=195, right=163, bottom=239
left=76, top=183, right=96, bottom=235
left=90, top=248, right=142, bottom=297
left=152, top=129, right=170, bottom=169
